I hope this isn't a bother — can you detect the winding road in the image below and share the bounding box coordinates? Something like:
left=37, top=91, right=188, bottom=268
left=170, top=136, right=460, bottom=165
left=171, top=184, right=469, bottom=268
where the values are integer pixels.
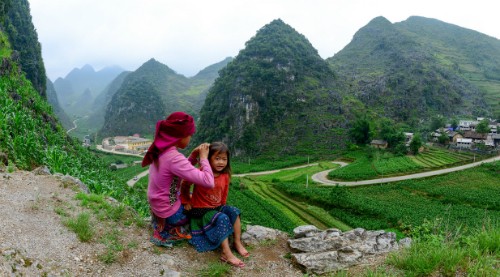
left=96, top=143, right=499, bottom=187
left=312, top=155, right=500, bottom=186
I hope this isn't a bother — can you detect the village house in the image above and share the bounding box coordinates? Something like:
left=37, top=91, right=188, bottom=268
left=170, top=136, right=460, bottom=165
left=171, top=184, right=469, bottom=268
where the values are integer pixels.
left=492, top=134, right=500, bottom=148
left=456, top=138, right=473, bottom=149
left=463, top=131, right=487, bottom=144
left=370, top=139, right=388, bottom=149
left=447, top=131, right=463, bottom=143
left=404, top=132, right=414, bottom=146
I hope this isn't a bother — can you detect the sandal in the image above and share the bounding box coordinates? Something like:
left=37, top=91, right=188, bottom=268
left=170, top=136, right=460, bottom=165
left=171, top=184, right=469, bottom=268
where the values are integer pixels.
left=168, top=226, right=192, bottom=240
left=220, top=256, right=245, bottom=268
left=233, top=243, right=250, bottom=258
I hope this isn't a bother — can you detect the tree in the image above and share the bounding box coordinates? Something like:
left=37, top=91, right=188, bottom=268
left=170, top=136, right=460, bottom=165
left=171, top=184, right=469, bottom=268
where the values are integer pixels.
left=409, top=134, right=422, bottom=155
left=379, top=119, right=405, bottom=149
left=450, top=118, right=459, bottom=131
left=438, top=132, right=448, bottom=145
left=430, top=115, right=445, bottom=131
left=349, top=117, right=373, bottom=145
left=476, top=119, right=490, bottom=134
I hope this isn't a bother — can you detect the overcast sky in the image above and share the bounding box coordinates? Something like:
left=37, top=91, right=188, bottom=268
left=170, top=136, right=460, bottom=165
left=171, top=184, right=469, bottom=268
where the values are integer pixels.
left=29, top=0, right=500, bottom=82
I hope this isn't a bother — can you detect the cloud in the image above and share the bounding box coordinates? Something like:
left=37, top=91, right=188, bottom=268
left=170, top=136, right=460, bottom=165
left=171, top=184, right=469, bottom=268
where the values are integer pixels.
left=30, top=0, right=500, bottom=81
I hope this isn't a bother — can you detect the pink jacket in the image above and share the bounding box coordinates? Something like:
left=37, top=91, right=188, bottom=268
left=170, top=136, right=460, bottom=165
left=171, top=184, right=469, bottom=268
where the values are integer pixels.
left=147, top=147, right=214, bottom=218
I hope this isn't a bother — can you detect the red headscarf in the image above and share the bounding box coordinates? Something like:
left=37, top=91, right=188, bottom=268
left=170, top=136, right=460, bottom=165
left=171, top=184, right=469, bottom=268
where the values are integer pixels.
left=142, top=112, right=196, bottom=167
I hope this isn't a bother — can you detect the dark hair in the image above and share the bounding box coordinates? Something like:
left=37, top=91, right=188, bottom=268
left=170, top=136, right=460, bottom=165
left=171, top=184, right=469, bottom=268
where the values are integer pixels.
left=208, top=142, right=231, bottom=177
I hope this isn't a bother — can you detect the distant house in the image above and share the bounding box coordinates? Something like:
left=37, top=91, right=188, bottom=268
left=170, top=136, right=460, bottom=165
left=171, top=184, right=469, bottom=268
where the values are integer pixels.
left=114, top=145, right=126, bottom=152
left=463, top=131, right=487, bottom=143
left=447, top=131, right=463, bottom=143
left=404, top=132, right=414, bottom=146
left=492, top=134, right=500, bottom=147
left=370, top=139, right=388, bottom=149
left=456, top=138, right=473, bottom=149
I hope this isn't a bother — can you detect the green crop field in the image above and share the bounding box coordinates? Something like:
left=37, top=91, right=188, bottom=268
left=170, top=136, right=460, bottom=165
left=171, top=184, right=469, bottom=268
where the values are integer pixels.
left=328, top=147, right=481, bottom=181
left=277, top=161, right=500, bottom=236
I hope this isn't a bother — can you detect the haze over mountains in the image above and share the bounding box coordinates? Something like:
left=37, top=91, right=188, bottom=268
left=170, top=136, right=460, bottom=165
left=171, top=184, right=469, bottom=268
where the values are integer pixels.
left=50, top=16, right=500, bottom=156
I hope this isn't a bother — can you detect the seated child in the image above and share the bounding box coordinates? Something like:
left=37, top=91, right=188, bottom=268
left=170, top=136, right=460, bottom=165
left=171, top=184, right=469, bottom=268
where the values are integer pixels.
left=181, top=142, right=249, bottom=268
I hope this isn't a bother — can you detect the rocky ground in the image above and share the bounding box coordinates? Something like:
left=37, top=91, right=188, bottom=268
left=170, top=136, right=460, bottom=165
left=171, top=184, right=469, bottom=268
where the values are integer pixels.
left=0, top=170, right=306, bottom=276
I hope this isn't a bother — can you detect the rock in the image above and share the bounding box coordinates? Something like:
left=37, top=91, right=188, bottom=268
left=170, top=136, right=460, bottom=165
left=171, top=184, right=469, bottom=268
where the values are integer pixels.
left=288, top=225, right=406, bottom=275
left=398, top=237, right=412, bottom=248
left=293, top=225, right=321, bottom=238
left=60, top=174, right=90, bottom=194
left=241, top=225, right=288, bottom=245
left=0, top=152, right=8, bottom=166
left=32, top=166, right=51, bottom=175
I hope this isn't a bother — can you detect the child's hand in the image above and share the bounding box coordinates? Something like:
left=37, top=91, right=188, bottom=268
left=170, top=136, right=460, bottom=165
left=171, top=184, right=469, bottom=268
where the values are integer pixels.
left=184, top=203, right=192, bottom=211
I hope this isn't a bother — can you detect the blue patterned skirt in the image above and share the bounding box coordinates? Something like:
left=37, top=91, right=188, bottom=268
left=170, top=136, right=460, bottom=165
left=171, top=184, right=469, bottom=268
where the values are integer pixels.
left=189, top=205, right=241, bottom=252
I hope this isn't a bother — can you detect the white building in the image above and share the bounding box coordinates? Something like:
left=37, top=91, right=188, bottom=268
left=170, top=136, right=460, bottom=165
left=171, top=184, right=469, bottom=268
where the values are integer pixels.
left=456, top=138, right=473, bottom=149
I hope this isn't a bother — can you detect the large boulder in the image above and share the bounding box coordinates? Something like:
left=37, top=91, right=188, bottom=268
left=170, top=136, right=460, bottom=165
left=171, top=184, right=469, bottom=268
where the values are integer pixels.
left=288, top=226, right=410, bottom=275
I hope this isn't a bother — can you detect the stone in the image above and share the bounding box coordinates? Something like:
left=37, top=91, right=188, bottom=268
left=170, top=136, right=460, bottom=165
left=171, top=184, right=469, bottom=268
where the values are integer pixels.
left=398, top=237, right=412, bottom=248
left=292, top=251, right=341, bottom=274
left=61, top=175, right=90, bottom=194
left=32, top=166, right=51, bottom=175
left=287, top=225, right=405, bottom=275
left=293, top=225, right=320, bottom=238
left=241, top=225, right=287, bottom=245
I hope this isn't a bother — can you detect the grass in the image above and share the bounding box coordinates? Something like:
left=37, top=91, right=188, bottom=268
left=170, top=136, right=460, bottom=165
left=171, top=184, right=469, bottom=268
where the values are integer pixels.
left=386, top=220, right=500, bottom=277
left=63, top=212, right=94, bottom=242
left=197, top=262, right=231, bottom=277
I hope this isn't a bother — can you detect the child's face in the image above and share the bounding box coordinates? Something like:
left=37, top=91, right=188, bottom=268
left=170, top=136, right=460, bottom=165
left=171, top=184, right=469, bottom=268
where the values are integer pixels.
left=209, top=151, right=228, bottom=173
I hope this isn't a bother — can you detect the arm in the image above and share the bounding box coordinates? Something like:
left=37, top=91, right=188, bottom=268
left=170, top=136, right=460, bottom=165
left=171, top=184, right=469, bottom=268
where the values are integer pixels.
left=170, top=155, right=214, bottom=189
left=221, top=174, right=229, bottom=205
left=187, top=145, right=200, bottom=165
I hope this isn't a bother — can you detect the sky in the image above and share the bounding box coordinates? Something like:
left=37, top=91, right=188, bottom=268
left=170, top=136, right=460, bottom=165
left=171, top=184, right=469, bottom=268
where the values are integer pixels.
left=29, top=0, right=500, bottom=82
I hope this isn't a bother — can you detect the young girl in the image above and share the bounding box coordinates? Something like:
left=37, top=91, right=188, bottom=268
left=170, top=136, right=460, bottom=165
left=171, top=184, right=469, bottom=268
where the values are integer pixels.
left=142, top=111, right=215, bottom=247
left=181, top=142, right=249, bottom=268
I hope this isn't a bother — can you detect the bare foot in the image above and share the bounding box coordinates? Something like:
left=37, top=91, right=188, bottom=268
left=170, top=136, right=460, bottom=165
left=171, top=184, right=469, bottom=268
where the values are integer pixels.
left=234, top=242, right=250, bottom=258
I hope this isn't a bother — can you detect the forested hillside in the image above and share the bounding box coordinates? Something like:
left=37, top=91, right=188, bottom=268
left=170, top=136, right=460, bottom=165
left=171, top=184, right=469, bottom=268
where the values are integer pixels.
left=328, top=16, right=498, bottom=124
left=98, top=57, right=230, bottom=139
left=46, top=77, right=72, bottom=129
left=195, top=19, right=349, bottom=157
left=0, top=0, right=46, bottom=97
left=53, top=64, right=124, bottom=118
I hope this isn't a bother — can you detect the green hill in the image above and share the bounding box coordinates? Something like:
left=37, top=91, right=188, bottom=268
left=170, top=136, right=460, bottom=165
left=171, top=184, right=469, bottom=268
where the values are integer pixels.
left=0, top=0, right=46, bottom=98
left=328, top=16, right=498, bottom=124
left=98, top=57, right=230, bottom=139
left=46, top=77, right=73, bottom=130
left=195, top=19, right=348, bottom=157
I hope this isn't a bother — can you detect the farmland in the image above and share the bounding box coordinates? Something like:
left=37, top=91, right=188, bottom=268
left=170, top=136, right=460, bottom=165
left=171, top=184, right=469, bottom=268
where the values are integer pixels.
left=277, top=161, right=500, bottom=235
left=328, top=147, right=478, bottom=181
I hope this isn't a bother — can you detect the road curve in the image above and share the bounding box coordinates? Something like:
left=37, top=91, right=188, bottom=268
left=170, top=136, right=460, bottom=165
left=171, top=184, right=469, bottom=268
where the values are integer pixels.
left=312, top=155, right=500, bottom=187
left=233, top=162, right=322, bottom=177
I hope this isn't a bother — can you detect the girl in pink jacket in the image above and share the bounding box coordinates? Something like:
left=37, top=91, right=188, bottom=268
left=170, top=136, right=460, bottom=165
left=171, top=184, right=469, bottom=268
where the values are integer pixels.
left=142, top=111, right=214, bottom=247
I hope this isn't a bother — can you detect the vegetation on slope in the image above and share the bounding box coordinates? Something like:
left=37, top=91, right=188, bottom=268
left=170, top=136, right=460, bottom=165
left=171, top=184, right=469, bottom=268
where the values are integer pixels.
left=197, top=19, right=347, bottom=157
left=0, top=36, right=148, bottom=216
left=0, top=0, right=46, bottom=97
left=328, top=16, right=496, bottom=126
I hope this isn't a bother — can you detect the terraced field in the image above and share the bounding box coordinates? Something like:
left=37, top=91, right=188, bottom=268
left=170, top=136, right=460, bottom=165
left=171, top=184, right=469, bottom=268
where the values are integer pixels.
left=235, top=163, right=351, bottom=232
left=329, top=147, right=481, bottom=181
left=410, top=147, right=475, bottom=168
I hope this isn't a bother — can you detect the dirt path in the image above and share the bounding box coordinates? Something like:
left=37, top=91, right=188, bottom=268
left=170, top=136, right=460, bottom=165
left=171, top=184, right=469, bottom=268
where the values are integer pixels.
left=312, top=155, right=500, bottom=186
left=0, top=170, right=302, bottom=276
